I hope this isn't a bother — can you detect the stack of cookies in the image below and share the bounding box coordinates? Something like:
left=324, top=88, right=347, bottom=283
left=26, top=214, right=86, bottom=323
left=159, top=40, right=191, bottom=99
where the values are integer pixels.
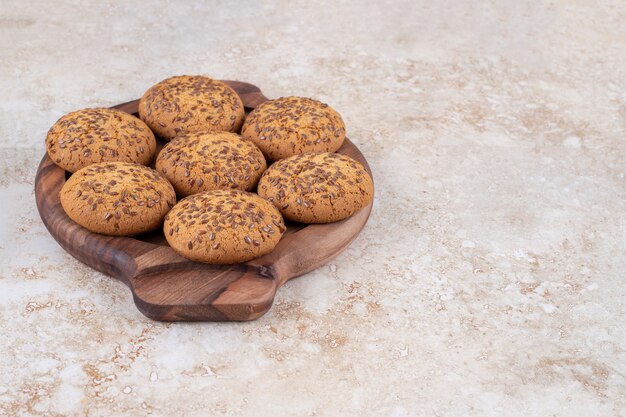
left=46, top=75, right=374, bottom=264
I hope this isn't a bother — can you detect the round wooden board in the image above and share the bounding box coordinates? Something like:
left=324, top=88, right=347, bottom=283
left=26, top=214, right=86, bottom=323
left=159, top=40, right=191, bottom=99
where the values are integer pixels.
left=34, top=81, right=374, bottom=321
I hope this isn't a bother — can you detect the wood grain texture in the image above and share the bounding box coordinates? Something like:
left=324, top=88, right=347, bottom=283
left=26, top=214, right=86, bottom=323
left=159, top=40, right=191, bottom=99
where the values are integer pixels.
left=35, top=80, right=374, bottom=321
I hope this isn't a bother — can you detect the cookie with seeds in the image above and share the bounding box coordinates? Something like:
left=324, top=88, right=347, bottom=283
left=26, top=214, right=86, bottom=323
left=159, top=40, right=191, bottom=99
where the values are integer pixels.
left=241, top=96, right=346, bottom=161
left=138, top=76, right=245, bottom=140
left=257, top=152, right=373, bottom=223
left=60, top=162, right=176, bottom=236
left=46, top=108, right=157, bottom=173
left=155, top=131, right=266, bottom=197
left=164, top=190, right=286, bottom=264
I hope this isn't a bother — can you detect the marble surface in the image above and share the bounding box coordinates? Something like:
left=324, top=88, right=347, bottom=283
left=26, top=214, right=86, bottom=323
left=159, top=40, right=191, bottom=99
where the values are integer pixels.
left=1, top=0, right=625, bottom=415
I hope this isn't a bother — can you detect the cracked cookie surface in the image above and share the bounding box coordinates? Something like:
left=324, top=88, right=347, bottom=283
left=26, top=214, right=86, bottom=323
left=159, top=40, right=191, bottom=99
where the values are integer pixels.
left=241, top=96, right=345, bottom=161
left=257, top=152, right=373, bottom=223
left=60, top=162, right=176, bottom=236
left=46, top=108, right=156, bottom=173
left=164, top=190, right=285, bottom=264
left=138, top=75, right=245, bottom=140
left=155, top=131, right=266, bottom=197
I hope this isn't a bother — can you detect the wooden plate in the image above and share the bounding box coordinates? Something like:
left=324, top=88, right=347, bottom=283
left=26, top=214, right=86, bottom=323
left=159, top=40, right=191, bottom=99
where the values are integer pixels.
left=34, top=81, right=374, bottom=321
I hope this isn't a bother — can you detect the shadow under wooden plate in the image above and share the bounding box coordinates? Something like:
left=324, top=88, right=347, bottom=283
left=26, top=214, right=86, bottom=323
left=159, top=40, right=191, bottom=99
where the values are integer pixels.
left=34, top=80, right=374, bottom=321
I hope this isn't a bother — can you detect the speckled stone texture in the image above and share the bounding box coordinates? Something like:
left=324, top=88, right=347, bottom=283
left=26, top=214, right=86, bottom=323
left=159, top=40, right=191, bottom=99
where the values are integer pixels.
left=1, top=0, right=625, bottom=416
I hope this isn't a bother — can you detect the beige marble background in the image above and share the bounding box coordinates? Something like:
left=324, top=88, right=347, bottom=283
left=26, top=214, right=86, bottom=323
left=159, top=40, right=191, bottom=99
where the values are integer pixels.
left=1, top=0, right=625, bottom=415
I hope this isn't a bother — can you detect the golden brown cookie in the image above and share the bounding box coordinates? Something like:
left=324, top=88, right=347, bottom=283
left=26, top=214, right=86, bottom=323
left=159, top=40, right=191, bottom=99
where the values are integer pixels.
left=138, top=76, right=245, bottom=140
left=241, top=96, right=346, bottom=161
left=164, top=190, right=286, bottom=264
left=155, top=131, right=266, bottom=197
left=60, top=162, right=176, bottom=236
left=257, top=152, right=373, bottom=223
left=46, top=108, right=157, bottom=173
